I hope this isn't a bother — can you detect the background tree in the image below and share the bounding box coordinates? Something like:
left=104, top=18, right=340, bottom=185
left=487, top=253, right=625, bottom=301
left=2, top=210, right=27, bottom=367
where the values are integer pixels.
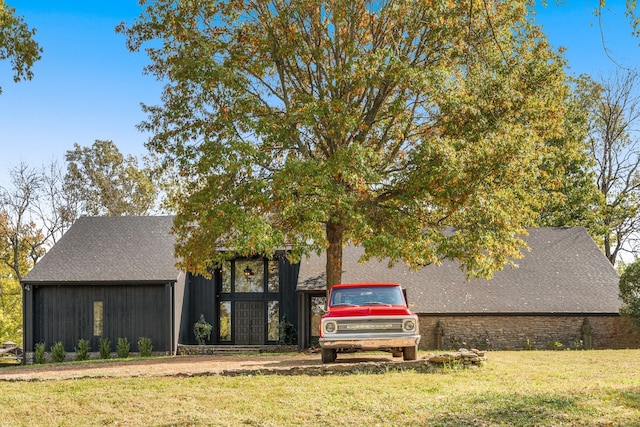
left=536, top=77, right=605, bottom=240
left=120, top=0, right=574, bottom=290
left=0, top=159, right=107, bottom=343
left=0, top=164, right=47, bottom=284
left=64, top=140, right=157, bottom=216
left=619, top=259, right=640, bottom=326
left=0, top=226, right=21, bottom=343
left=0, top=0, right=41, bottom=94
left=577, top=71, right=640, bottom=264
left=0, top=164, right=48, bottom=342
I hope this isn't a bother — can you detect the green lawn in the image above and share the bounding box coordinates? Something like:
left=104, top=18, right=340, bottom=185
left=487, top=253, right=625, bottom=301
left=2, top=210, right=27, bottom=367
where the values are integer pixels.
left=2, top=350, right=640, bottom=426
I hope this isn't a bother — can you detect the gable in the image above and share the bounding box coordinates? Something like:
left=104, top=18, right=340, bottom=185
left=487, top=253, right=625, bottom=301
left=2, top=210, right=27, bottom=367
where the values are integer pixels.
left=22, top=216, right=181, bottom=284
left=298, top=228, right=621, bottom=314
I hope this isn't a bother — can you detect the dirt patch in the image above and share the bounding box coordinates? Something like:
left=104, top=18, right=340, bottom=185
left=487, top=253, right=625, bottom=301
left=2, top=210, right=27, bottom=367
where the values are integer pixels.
left=0, top=352, right=432, bottom=381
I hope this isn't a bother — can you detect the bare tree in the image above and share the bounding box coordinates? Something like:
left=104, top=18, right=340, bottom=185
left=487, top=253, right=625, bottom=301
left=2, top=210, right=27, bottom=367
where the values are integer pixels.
left=0, top=161, right=76, bottom=284
left=36, top=161, right=78, bottom=244
left=0, top=163, right=46, bottom=283
left=580, top=70, right=640, bottom=264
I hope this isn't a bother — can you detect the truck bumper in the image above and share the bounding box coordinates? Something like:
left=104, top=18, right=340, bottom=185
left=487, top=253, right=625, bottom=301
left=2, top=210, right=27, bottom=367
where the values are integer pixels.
left=319, top=335, right=421, bottom=350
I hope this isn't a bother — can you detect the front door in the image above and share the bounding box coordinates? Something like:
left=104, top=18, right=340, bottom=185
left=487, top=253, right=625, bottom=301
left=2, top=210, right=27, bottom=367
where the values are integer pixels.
left=234, top=301, right=265, bottom=344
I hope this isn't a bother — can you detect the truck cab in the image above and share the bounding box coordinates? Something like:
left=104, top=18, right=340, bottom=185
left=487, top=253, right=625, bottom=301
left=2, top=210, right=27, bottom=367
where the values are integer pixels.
left=319, top=282, right=421, bottom=363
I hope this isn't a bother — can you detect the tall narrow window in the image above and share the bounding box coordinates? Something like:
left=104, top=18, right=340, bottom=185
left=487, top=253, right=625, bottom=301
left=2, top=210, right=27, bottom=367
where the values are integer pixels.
left=268, top=301, right=280, bottom=342
left=311, top=296, right=326, bottom=342
left=221, top=262, right=231, bottom=293
left=267, top=261, right=279, bottom=293
left=219, top=301, right=232, bottom=342
left=93, top=301, right=103, bottom=336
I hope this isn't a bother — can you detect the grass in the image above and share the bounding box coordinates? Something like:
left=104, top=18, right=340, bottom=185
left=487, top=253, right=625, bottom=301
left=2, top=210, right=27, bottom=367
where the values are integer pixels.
left=2, top=350, right=640, bottom=426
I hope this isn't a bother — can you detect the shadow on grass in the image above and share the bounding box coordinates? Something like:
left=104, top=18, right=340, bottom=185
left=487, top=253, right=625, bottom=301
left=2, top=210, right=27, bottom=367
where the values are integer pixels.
left=426, top=392, right=585, bottom=426
left=613, top=387, right=640, bottom=411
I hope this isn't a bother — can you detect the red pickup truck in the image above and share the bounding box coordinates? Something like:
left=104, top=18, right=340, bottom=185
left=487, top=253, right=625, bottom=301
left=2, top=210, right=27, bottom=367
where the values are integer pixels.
left=319, top=282, right=421, bottom=363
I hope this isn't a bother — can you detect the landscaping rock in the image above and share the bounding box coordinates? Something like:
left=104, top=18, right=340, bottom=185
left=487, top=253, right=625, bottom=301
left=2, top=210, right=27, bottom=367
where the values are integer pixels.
left=424, top=348, right=487, bottom=367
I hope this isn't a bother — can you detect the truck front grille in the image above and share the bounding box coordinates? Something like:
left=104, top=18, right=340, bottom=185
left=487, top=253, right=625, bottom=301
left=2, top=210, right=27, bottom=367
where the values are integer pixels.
left=336, top=319, right=404, bottom=334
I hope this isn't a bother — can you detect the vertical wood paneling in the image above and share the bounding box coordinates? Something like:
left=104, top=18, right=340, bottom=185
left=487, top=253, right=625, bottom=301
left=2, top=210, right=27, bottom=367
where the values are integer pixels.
left=33, top=284, right=172, bottom=352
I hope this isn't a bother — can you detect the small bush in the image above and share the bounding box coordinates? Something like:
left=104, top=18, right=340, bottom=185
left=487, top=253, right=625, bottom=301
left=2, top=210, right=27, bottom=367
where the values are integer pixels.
left=51, top=341, right=66, bottom=363
left=75, top=338, right=90, bottom=361
left=117, top=337, right=130, bottom=358
left=546, top=341, right=564, bottom=351
left=99, top=337, right=111, bottom=359
left=569, top=339, right=585, bottom=350
left=138, top=337, right=153, bottom=357
left=194, top=314, right=212, bottom=345
left=34, top=342, right=45, bottom=364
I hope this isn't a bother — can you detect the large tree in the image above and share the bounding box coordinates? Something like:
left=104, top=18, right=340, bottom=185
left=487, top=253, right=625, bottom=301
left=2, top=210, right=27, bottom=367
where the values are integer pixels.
left=0, top=0, right=41, bottom=94
left=64, top=140, right=157, bottom=216
left=120, top=0, right=573, bottom=289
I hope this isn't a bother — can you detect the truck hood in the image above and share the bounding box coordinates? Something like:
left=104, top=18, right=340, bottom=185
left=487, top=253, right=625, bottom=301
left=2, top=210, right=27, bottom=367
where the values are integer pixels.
left=324, top=305, right=414, bottom=318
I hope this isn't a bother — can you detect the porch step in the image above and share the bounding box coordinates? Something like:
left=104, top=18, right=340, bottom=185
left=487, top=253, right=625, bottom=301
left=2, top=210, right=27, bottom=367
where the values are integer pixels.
left=177, top=344, right=297, bottom=355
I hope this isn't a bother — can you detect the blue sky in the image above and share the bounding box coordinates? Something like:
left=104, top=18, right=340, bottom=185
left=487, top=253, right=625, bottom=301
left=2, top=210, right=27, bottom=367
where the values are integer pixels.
left=1, top=1, right=639, bottom=187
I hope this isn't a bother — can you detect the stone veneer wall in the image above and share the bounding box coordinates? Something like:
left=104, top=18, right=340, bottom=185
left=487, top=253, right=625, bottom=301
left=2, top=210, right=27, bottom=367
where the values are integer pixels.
left=418, top=314, right=640, bottom=351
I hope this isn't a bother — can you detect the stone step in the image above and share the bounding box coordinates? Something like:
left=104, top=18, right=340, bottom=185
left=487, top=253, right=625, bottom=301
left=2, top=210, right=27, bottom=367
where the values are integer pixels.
left=177, top=344, right=297, bottom=355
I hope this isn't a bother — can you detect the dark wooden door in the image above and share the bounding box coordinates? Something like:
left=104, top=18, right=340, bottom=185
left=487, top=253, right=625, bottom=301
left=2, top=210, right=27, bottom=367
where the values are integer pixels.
left=234, top=301, right=265, bottom=344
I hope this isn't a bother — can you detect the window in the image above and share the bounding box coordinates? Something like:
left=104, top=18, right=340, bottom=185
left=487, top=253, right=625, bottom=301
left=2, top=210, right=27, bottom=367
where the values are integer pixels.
left=311, top=296, right=326, bottom=340
left=219, top=301, right=231, bottom=341
left=235, top=259, right=264, bottom=292
left=268, top=301, right=280, bottom=342
left=267, top=261, right=279, bottom=293
left=93, top=301, right=103, bottom=336
left=221, top=263, right=231, bottom=293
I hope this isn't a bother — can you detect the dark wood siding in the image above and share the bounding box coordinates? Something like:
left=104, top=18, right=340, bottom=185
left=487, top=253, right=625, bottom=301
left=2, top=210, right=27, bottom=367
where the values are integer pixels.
left=183, top=273, right=219, bottom=344
left=30, top=284, right=171, bottom=353
left=279, top=258, right=299, bottom=327
left=181, top=256, right=300, bottom=345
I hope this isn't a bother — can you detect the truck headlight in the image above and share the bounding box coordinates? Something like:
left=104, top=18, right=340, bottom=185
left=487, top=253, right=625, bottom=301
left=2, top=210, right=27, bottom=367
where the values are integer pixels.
left=403, top=319, right=416, bottom=332
left=324, top=321, right=337, bottom=334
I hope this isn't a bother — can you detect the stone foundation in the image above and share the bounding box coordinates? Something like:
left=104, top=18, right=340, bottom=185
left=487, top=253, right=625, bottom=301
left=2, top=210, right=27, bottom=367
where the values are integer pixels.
left=418, top=314, right=640, bottom=351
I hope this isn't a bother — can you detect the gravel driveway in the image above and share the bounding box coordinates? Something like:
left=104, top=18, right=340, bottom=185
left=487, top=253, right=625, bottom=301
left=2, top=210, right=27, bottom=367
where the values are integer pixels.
left=0, top=352, right=429, bottom=381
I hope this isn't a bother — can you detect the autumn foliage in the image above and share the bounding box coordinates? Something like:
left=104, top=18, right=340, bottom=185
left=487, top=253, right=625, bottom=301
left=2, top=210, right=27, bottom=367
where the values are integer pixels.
left=119, top=0, right=575, bottom=288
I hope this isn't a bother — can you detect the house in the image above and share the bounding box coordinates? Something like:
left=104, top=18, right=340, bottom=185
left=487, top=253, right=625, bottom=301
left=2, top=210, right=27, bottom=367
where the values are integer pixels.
left=297, top=228, right=640, bottom=350
left=21, top=216, right=640, bottom=359
left=21, top=216, right=184, bottom=355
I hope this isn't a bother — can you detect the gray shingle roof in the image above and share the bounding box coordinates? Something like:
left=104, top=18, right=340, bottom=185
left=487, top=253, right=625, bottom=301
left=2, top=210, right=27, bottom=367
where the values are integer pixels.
left=298, top=227, right=621, bottom=314
left=23, top=216, right=180, bottom=284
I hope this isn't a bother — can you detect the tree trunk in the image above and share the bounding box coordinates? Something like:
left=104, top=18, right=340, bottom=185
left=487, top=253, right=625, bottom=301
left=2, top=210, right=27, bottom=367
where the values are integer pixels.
left=325, top=220, right=345, bottom=295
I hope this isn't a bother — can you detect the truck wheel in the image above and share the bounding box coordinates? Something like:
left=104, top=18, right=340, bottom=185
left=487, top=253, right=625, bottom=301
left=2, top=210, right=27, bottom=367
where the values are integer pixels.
left=321, top=348, right=337, bottom=363
left=403, top=345, right=418, bottom=361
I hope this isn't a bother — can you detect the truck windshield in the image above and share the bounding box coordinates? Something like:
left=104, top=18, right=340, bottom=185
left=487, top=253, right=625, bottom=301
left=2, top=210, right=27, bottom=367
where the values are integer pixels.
left=330, top=286, right=405, bottom=307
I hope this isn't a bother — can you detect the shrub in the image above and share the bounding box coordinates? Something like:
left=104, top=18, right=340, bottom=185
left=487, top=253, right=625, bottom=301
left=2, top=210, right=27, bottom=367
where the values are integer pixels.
left=99, top=337, right=111, bottom=359
left=569, top=339, right=585, bottom=350
left=471, top=331, right=493, bottom=350
left=75, top=338, right=90, bottom=361
left=278, top=316, right=297, bottom=345
left=194, top=314, right=212, bottom=345
left=546, top=340, right=564, bottom=350
left=34, top=342, right=45, bottom=364
left=117, top=337, right=130, bottom=358
left=449, top=335, right=467, bottom=350
left=138, top=337, right=153, bottom=357
left=51, top=341, right=66, bottom=363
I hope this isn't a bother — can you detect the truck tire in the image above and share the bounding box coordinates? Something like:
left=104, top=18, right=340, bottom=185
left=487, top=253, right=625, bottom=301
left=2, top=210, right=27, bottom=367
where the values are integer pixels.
left=403, top=345, right=418, bottom=361
left=321, top=348, right=337, bottom=363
